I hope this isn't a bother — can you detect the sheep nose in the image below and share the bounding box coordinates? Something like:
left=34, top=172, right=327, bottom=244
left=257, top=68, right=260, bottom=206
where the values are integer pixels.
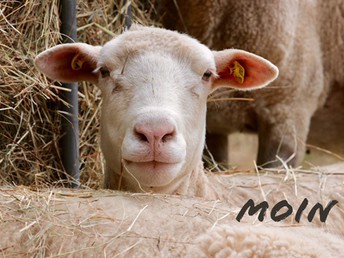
left=134, top=121, right=176, bottom=146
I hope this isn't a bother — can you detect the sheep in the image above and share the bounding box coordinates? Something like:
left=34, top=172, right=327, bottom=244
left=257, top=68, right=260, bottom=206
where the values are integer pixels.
left=35, top=26, right=278, bottom=196
left=1, top=171, right=343, bottom=257
left=158, top=0, right=344, bottom=167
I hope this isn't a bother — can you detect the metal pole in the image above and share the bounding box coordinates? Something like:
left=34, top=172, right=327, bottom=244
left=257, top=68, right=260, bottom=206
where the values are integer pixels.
left=59, top=0, right=80, bottom=188
left=124, top=0, right=132, bottom=29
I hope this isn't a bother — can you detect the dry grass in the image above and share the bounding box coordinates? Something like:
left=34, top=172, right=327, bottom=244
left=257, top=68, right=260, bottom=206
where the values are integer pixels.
left=0, top=170, right=343, bottom=256
left=0, top=186, right=228, bottom=257
left=0, top=0, right=158, bottom=188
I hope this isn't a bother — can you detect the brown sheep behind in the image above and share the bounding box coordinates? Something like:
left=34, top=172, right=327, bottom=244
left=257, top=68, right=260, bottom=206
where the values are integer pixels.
left=158, top=0, right=344, bottom=168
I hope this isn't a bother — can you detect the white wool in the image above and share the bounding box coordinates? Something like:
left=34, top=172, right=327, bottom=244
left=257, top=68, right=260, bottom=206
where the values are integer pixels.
left=192, top=225, right=344, bottom=257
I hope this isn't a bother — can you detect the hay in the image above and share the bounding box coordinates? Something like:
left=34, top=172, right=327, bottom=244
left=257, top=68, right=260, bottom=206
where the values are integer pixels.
left=0, top=171, right=343, bottom=257
left=0, top=0, right=157, bottom=188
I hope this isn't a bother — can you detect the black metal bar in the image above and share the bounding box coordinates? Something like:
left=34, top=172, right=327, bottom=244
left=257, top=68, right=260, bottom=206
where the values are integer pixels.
left=124, top=0, right=132, bottom=29
left=59, top=0, right=80, bottom=188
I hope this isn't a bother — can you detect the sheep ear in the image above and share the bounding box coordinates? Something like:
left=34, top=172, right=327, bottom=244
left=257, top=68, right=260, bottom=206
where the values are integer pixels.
left=213, top=49, right=279, bottom=90
left=35, top=43, right=101, bottom=83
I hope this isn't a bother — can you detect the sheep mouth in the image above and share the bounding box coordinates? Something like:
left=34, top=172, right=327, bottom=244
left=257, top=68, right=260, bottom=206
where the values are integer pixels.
left=122, top=159, right=184, bottom=187
left=124, top=160, right=179, bottom=169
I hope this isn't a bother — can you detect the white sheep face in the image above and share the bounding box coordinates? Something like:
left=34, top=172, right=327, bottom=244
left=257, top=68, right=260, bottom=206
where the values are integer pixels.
left=98, top=49, right=213, bottom=188
left=35, top=26, right=278, bottom=193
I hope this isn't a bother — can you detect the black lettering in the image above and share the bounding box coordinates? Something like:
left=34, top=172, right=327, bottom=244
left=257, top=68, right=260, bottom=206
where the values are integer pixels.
left=271, top=200, right=293, bottom=222
left=236, top=199, right=269, bottom=222
left=308, top=200, right=338, bottom=222
left=295, top=198, right=309, bottom=223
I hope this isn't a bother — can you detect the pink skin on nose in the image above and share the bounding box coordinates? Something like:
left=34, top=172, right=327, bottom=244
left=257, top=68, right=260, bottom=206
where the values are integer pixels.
left=134, top=122, right=176, bottom=157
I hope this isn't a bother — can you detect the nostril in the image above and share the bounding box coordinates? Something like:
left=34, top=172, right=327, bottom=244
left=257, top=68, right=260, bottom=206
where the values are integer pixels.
left=135, top=131, right=149, bottom=142
left=134, top=126, right=150, bottom=143
left=162, top=132, right=175, bottom=143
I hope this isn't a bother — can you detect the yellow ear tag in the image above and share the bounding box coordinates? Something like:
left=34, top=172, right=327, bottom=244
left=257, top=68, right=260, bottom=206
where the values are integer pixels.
left=71, top=53, right=85, bottom=71
left=229, top=61, right=245, bottom=84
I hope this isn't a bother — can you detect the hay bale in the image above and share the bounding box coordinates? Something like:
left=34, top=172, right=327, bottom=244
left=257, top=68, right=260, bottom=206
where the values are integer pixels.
left=0, top=0, right=157, bottom=188
left=0, top=171, right=343, bottom=257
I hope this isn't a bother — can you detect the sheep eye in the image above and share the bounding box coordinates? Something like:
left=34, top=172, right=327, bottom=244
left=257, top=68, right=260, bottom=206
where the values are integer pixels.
left=202, top=69, right=212, bottom=81
left=100, top=67, right=110, bottom=78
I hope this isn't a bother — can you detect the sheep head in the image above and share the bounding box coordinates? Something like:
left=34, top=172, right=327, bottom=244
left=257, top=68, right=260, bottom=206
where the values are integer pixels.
left=35, top=26, right=278, bottom=193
